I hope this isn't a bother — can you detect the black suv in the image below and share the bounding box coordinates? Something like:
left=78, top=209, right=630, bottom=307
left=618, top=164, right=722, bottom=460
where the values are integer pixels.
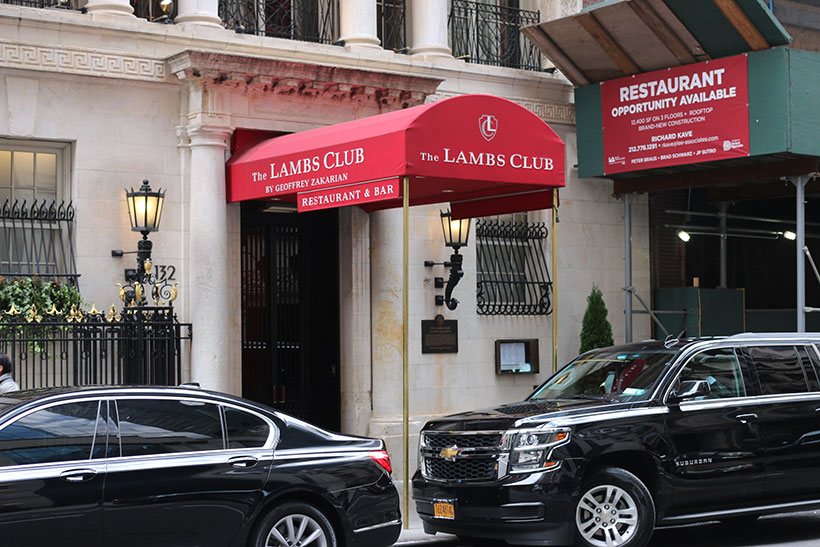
left=413, top=334, right=820, bottom=547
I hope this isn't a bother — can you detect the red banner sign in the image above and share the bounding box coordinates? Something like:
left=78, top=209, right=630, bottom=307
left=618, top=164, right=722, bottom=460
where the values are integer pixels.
left=601, top=55, right=750, bottom=175
left=297, top=179, right=400, bottom=212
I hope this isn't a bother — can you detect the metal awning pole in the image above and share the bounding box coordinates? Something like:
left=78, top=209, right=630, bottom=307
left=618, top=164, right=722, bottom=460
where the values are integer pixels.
left=624, top=194, right=633, bottom=343
left=795, top=176, right=807, bottom=332
left=402, top=175, right=410, bottom=529
left=552, top=188, right=559, bottom=373
left=719, top=202, right=728, bottom=289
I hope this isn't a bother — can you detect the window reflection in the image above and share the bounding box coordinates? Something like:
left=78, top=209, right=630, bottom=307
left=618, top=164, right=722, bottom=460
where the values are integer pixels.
left=0, top=401, right=100, bottom=466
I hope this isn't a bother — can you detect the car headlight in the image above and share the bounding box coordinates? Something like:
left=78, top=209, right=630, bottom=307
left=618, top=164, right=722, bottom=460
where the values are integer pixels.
left=509, top=428, right=571, bottom=474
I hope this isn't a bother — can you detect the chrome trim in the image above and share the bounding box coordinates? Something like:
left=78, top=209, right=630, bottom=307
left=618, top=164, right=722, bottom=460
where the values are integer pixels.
left=352, top=519, right=402, bottom=534
left=660, top=498, right=820, bottom=524
left=274, top=448, right=374, bottom=461
left=105, top=449, right=274, bottom=474
left=679, top=391, right=820, bottom=412
left=541, top=407, right=669, bottom=427
left=0, top=460, right=107, bottom=483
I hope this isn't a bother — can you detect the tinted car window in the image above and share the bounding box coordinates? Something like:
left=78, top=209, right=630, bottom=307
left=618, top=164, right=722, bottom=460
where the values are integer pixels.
left=116, top=399, right=224, bottom=457
left=0, top=401, right=100, bottom=466
left=529, top=348, right=676, bottom=402
left=676, top=348, right=746, bottom=400
left=798, top=346, right=820, bottom=391
left=224, top=407, right=270, bottom=448
left=749, top=346, right=809, bottom=395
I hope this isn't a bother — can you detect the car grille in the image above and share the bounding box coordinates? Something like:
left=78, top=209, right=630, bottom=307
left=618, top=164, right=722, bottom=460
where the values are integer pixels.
left=423, top=433, right=502, bottom=450
left=420, top=431, right=505, bottom=483
left=424, top=457, right=498, bottom=482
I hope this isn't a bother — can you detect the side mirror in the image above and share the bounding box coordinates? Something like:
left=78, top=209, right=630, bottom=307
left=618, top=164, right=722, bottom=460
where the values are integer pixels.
left=669, top=380, right=711, bottom=404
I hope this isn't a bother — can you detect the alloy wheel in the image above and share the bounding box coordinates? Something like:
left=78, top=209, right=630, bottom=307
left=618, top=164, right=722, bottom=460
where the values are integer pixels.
left=576, top=484, right=639, bottom=547
left=266, top=513, right=328, bottom=547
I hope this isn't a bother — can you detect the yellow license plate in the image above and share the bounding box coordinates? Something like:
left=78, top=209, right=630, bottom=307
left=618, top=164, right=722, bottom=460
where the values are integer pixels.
left=433, top=501, right=455, bottom=520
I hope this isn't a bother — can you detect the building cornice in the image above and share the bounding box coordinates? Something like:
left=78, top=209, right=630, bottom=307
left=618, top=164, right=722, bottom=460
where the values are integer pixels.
left=167, top=50, right=443, bottom=109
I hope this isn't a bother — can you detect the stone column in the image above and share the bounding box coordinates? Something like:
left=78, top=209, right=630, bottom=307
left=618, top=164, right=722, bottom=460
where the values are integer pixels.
left=175, top=0, right=223, bottom=28
left=408, top=0, right=452, bottom=58
left=339, top=0, right=381, bottom=49
left=186, top=124, right=234, bottom=392
left=84, top=0, right=134, bottom=17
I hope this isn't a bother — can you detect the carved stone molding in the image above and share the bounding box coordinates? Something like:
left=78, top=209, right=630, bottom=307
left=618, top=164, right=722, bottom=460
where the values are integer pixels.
left=429, top=91, right=576, bottom=126
left=167, top=51, right=443, bottom=109
left=0, top=40, right=166, bottom=82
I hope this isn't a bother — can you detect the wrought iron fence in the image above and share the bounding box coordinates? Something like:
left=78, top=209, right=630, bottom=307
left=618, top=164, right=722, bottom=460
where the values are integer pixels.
left=449, top=0, right=541, bottom=71
left=220, top=0, right=338, bottom=44
left=0, top=199, right=78, bottom=285
left=377, top=0, right=406, bottom=52
left=476, top=218, right=552, bottom=315
left=0, top=307, right=191, bottom=390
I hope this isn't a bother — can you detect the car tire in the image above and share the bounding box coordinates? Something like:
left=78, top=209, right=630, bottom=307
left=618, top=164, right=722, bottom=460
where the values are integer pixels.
left=573, top=467, right=655, bottom=547
left=252, top=502, right=337, bottom=547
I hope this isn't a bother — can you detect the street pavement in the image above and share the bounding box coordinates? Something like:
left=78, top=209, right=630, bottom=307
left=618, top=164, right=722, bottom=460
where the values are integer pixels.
left=396, top=511, right=820, bottom=546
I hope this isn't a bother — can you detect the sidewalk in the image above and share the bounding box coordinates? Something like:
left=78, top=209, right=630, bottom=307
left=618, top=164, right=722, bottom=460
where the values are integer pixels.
left=396, top=528, right=460, bottom=545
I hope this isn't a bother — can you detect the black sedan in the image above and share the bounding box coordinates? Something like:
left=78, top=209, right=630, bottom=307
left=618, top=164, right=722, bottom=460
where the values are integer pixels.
left=0, top=386, right=401, bottom=547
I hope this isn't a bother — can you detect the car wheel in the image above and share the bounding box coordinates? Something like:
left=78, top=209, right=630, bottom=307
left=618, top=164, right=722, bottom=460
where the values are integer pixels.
left=252, top=502, right=337, bottom=547
left=574, top=467, right=655, bottom=547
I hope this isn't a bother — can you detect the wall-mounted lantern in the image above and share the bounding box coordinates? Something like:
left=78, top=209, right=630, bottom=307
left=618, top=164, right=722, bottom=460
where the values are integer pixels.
left=425, top=210, right=472, bottom=310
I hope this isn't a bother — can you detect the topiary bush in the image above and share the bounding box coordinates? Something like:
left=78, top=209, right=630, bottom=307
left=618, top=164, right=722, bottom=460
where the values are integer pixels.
left=579, top=285, right=614, bottom=353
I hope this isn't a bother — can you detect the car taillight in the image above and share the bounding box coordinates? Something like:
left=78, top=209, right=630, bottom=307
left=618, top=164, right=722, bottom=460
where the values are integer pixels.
left=369, top=450, right=393, bottom=475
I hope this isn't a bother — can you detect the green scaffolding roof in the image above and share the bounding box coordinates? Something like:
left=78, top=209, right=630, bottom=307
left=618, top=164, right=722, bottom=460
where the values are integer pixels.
left=523, top=0, right=792, bottom=86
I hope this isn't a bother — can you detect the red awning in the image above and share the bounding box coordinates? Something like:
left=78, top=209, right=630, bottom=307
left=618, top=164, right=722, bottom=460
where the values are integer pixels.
left=226, top=94, right=565, bottom=217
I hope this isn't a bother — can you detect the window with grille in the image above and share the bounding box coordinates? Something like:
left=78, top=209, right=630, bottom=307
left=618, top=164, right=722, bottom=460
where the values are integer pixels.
left=219, top=0, right=338, bottom=44
left=0, top=141, right=76, bottom=282
left=449, top=0, right=542, bottom=71
left=377, top=0, right=406, bottom=52
left=476, top=213, right=552, bottom=315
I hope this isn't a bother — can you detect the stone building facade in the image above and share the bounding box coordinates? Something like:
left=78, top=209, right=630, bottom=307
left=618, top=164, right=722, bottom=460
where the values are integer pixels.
left=0, top=0, right=650, bottom=501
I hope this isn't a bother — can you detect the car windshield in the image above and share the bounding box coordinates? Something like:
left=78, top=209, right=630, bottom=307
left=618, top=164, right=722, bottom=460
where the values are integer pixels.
left=529, top=348, right=678, bottom=402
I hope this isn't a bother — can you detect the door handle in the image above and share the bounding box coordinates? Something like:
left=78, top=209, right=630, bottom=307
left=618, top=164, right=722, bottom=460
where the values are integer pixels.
left=735, top=413, right=759, bottom=424
left=60, top=469, right=97, bottom=483
left=228, top=456, right=259, bottom=468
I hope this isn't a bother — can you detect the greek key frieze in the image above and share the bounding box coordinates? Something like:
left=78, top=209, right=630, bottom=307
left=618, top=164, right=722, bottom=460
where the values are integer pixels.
left=0, top=41, right=165, bottom=81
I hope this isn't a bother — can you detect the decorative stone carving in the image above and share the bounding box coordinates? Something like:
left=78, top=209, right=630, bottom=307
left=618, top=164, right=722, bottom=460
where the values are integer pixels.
left=429, top=91, right=575, bottom=125
left=167, top=51, right=442, bottom=109
left=0, top=41, right=166, bottom=82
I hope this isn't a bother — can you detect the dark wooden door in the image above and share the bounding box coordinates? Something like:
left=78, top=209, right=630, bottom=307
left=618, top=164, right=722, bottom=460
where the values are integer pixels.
left=240, top=205, right=340, bottom=431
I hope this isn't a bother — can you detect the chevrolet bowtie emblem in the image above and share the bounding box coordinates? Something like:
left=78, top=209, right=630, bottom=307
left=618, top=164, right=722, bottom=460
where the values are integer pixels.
left=440, top=446, right=460, bottom=461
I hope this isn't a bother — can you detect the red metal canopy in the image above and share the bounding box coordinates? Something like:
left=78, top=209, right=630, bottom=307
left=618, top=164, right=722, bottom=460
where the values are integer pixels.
left=227, top=94, right=565, bottom=218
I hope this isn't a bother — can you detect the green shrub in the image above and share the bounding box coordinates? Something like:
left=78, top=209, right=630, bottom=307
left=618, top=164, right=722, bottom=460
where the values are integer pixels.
left=580, top=285, right=614, bottom=353
left=0, top=277, right=82, bottom=316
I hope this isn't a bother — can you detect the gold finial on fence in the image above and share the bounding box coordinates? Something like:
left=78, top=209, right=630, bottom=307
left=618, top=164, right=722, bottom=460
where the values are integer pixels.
left=25, top=305, right=42, bottom=323
left=89, top=304, right=101, bottom=315
left=106, top=305, right=119, bottom=322
left=170, top=283, right=178, bottom=303
left=5, top=303, right=21, bottom=316
left=47, top=303, right=59, bottom=315
left=66, top=305, right=83, bottom=323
